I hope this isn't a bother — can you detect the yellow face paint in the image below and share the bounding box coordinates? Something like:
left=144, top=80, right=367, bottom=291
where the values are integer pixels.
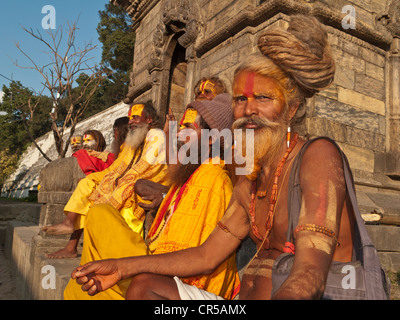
left=83, top=134, right=94, bottom=142
left=198, top=80, right=217, bottom=96
left=83, top=134, right=94, bottom=145
left=70, top=136, right=82, bottom=146
left=128, top=104, right=145, bottom=120
left=179, top=108, right=199, bottom=129
left=83, top=134, right=96, bottom=149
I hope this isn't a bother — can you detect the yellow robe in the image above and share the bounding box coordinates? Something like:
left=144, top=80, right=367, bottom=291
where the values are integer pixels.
left=64, top=129, right=168, bottom=300
left=65, top=158, right=240, bottom=300
left=147, top=158, right=240, bottom=300
left=64, top=128, right=168, bottom=232
left=64, top=203, right=148, bottom=300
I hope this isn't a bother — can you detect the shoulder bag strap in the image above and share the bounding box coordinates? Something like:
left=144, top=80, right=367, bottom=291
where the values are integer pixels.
left=286, top=137, right=374, bottom=249
left=286, top=137, right=389, bottom=299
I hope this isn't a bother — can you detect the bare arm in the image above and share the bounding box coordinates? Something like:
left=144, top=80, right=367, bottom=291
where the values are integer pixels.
left=272, top=139, right=346, bottom=299
left=72, top=197, right=250, bottom=296
left=163, top=108, right=175, bottom=165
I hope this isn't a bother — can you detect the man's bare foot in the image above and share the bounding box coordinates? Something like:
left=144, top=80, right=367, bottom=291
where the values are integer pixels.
left=41, top=221, right=74, bottom=235
left=46, top=248, right=78, bottom=259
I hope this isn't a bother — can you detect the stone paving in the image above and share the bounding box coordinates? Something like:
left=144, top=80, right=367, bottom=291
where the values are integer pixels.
left=0, top=246, right=18, bottom=300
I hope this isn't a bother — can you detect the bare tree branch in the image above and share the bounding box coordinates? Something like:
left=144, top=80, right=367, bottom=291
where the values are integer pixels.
left=13, top=19, right=105, bottom=159
left=22, top=119, right=52, bottom=162
left=8, top=83, right=53, bottom=162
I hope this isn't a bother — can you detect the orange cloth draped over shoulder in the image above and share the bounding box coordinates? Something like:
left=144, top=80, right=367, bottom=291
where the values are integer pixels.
left=63, top=128, right=169, bottom=232
left=146, top=158, right=240, bottom=300
left=72, top=149, right=115, bottom=176
left=64, top=129, right=168, bottom=300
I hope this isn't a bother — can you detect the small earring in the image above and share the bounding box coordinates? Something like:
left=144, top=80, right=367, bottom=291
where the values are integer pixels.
left=287, top=126, right=291, bottom=148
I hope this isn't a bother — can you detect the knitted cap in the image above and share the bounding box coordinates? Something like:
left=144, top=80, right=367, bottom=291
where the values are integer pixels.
left=187, top=93, right=234, bottom=131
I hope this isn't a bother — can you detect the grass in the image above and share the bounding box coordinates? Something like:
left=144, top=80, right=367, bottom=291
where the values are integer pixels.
left=388, top=271, right=400, bottom=300
left=0, top=194, right=37, bottom=203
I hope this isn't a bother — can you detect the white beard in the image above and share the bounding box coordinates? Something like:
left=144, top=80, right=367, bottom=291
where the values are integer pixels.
left=83, top=140, right=96, bottom=150
left=125, top=124, right=149, bottom=150
left=232, top=116, right=287, bottom=179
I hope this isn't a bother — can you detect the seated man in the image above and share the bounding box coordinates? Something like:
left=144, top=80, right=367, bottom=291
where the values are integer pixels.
left=42, top=102, right=168, bottom=259
left=71, top=15, right=361, bottom=300
left=70, top=135, right=83, bottom=153
left=66, top=93, right=240, bottom=300
left=72, top=129, right=115, bottom=176
left=109, top=116, right=130, bottom=159
left=43, top=119, right=129, bottom=259
left=193, top=76, right=227, bottom=101
left=136, top=76, right=229, bottom=214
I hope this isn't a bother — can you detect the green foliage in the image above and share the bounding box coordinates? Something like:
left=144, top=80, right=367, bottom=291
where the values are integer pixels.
left=0, top=3, right=136, bottom=191
left=94, top=3, right=135, bottom=107
left=1, top=4, right=135, bottom=174
left=0, top=81, right=52, bottom=155
left=63, top=3, right=136, bottom=121
left=0, top=149, right=20, bottom=190
left=0, top=81, right=52, bottom=188
left=97, top=3, right=135, bottom=73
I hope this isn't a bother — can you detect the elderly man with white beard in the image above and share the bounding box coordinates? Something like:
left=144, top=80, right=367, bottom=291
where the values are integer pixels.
left=41, top=102, right=168, bottom=266
left=65, top=93, right=240, bottom=300
left=70, top=15, right=367, bottom=300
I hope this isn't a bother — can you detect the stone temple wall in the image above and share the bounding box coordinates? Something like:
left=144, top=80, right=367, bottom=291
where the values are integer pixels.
left=2, top=0, right=400, bottom=273
left=112, top=0, right=400, bottom=211
left=111, top=0, right=400, bottom=270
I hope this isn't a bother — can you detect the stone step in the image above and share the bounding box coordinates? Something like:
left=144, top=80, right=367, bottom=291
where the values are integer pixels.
left=3, top=214, right=400, bottom=300
left=366, top=224, right=400, bottom=273
left=366, top=225, right=400, bottom=252
left=5, top=220, right=81, bottom=300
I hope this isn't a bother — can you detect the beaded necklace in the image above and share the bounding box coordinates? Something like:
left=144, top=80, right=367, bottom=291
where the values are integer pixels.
left=146, top=168, right=198, bottom=247
left=249, top=133, right=298, bottom=243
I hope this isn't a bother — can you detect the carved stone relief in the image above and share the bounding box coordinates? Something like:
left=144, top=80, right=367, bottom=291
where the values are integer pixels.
left=378, top=0, right=400, bottom=39
left=149, top=0, right=201, bottom=73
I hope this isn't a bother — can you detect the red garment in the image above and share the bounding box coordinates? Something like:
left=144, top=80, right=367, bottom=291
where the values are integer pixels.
left=72, top=149, right=115, bottom=175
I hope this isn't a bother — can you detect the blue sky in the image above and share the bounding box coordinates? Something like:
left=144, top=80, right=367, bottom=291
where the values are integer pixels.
left=0, top=0, right=109, bottom=99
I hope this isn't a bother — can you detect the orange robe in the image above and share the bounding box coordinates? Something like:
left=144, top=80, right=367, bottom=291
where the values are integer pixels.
left=72, top=149, right=115, bottom=175
left=64, top=129, right=168, bottom=300
left=147, top=158, right=240, bottom=299
left=64, top=128, right=168, bottom=231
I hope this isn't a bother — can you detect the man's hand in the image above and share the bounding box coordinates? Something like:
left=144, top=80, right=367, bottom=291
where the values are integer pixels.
left=163, top=108, right=176, bottom=134
left=71, top=259, right=122, bottom=296
left=135, top=179, right=170, bottom=211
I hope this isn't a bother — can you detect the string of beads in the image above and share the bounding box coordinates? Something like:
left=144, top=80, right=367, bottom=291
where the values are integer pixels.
left=294, top=223, right=339, bottom=246
left=249, top=132, right=298, bottom=242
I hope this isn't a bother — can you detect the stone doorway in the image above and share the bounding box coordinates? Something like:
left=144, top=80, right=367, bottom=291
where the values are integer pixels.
left=166, top=43, right=187, bottom=123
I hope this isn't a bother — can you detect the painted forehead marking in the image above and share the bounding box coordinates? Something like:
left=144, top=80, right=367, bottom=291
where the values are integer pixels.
left=180, top=108, right=198, bottom=126
left=200, top=80, right=214, bottom=92
left=243, top=72, right=255, bottom=97
left=83, top=134, right=94, bottom=140
left=128, top=104, right=145, bottom=117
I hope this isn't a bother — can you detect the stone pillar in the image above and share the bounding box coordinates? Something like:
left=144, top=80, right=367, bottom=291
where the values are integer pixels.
left=386, top=37, right=400, bottom=178
left=37, top=157, right=85, bottom=247
left=150, top=68, right=164, bottom=114
left=376, top=0, right=400, bottom=178
left=184, top=44, right=197, bottom=106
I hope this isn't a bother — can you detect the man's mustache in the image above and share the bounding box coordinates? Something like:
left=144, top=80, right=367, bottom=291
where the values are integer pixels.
left=129, top=123, right=146, bottom=130
left=232, top=116, right=281, bottom=130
